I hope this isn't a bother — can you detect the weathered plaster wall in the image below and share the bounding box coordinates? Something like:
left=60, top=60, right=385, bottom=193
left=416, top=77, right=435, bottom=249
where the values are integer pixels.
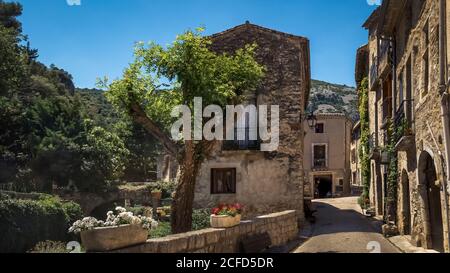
left=303, top=114, right=353, bottom=198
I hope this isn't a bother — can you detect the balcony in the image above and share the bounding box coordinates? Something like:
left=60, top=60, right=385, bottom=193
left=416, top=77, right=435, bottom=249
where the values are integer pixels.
left=378, top=39, right=393, bottom=79
left=223, top=126, right=261, bottom=151
left=394, top=99, right=415, bottom=152
left=313, top=158, right=327, bottom=170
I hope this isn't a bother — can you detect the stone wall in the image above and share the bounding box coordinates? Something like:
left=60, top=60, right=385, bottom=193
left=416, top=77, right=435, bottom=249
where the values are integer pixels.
left=109, top=210, right=298, bottom=253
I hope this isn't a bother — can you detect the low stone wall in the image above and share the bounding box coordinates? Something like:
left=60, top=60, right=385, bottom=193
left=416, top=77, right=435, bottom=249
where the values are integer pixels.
left=110, top=210, right=299, bottom=253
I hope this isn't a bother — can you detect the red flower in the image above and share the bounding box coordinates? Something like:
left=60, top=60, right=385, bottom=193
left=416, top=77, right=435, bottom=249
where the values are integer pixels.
left=234, top=203, right=242, bottom=210
left=212, top=208, right=220, bottom=215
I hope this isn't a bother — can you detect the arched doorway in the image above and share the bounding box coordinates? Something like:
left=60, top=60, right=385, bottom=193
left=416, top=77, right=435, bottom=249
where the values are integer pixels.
left=418, top=152, right=444, bottom=252
left=401, top=170, right=411, bottom=235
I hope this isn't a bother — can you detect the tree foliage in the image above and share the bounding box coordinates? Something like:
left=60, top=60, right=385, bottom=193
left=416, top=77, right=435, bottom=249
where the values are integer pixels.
left=0, top=2, right=134, bottom=193
left=104, top=28, right=265, bottom=233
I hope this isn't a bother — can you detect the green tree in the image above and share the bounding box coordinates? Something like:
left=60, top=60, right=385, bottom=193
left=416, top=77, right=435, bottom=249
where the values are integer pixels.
left=0, top=2, right=129, bottom=193
left=0, top=0, right=22, bottom=32
left=104, top=28, right=264, bottom=233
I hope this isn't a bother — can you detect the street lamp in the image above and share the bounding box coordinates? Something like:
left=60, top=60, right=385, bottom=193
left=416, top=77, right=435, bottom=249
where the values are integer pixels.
left=305, top=112, right=317, bottom=129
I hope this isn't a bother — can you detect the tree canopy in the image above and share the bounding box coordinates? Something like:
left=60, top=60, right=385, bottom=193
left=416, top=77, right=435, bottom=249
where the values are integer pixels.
left=0, top=2, right=159, bottom=193
left=104, top=28, right=265, bottom=232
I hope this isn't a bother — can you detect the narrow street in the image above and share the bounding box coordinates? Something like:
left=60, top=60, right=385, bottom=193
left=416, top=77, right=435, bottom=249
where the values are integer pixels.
left=294, top=197, right=401, bottom=253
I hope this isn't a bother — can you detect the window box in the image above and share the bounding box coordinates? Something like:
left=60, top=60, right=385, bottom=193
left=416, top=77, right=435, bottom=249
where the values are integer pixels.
left=210, top=214, right=242, bottom=228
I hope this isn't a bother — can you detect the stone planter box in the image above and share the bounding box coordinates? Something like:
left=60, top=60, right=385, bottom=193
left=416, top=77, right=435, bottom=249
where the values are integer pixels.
left=81, top=224, right=148, bottom=252
left=210, top=214, right=241, bottom=228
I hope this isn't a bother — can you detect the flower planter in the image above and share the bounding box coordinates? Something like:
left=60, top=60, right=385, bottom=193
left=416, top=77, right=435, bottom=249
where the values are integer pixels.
left=151, top=191, right=162, bottom=200
left=210, top=214, right=241, bottom=228
left=80, top=224, right=148, bottom=252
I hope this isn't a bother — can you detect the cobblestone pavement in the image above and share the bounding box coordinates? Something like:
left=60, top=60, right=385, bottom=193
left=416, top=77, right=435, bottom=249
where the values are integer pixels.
left=293, top=197, right=401, bottom=253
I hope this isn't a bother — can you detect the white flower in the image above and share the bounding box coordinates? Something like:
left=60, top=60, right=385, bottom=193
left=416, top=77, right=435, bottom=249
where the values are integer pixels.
left=69, top=207, right=158, bottom=234
left=115, top=206, right=126, bottom=213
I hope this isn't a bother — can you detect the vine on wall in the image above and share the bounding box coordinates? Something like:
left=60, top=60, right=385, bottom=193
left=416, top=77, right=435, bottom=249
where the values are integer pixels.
left=358, top=78, right=371, bottom=209
left=385, top=118, right=405, bottom=222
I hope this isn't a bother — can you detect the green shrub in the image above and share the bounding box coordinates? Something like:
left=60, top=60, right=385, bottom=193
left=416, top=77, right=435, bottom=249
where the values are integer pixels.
left=28, top=241, right=70, bottom=253
left=148, top=221, right=171, bottom=239
left=146, top=180, right=176, bottom=199
left=0, top=197, right=83, bottom=253
left=192, top=209, right=211, bottom=231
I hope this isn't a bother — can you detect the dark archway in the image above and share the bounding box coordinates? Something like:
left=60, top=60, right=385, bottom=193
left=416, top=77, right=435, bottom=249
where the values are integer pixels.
left=400, top=170, right=411, bottom=235
left=418, top=152, right=444, bottom=252
left=315, top=175, right=333, bottom=199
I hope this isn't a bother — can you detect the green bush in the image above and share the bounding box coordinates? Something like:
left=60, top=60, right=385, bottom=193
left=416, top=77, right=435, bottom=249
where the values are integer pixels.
left=148, top=221, right=171, bottom=239
left=192, top=209, right=211, bottom=231
left=28, top=241, right=70, bottom=253
left=146, top=180, right=176, bottom=199
left=0, top=196, right=83, bottom=253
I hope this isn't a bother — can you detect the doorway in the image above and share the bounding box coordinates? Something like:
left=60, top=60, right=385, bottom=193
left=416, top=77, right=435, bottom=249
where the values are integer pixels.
left=419, top=152, right=444, bottom=252
left=401, top=170, right=411, bottom=235
left=314, top=175, right=333, bottom=199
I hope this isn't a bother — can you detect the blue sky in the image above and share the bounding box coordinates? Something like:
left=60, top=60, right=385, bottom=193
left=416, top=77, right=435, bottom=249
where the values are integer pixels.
left=14, top=0, right=379, bottom=88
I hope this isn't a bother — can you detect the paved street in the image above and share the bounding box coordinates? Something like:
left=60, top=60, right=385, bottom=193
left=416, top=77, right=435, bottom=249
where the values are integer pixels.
left=294, top=197, right=401, bottom=253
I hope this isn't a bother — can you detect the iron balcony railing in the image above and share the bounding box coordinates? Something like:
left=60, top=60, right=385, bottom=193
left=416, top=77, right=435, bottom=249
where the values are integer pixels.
left=223, top=126, right=261, bottom=151
left=313, top=158, right=327, bottom=169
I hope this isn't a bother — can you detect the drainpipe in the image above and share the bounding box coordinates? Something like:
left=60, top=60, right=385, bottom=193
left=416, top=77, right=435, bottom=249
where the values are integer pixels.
left=439, top=0, right=450, bottom=252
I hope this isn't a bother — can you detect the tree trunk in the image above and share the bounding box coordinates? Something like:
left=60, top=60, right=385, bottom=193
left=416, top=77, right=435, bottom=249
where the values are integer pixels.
left=127, top=102, right=216, bottom=233
left=171, top=140, right=198, bottom=233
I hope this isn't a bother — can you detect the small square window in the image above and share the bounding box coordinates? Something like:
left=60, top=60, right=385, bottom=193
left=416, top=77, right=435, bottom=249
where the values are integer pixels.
left=315, top=123, right=324, bottom=134
left=211, top=168, right=236, bottom=194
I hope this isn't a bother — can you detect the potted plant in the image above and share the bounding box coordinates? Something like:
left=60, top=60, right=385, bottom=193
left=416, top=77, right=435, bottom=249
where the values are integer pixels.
left=69, top=207, right=158, bottom=252
left=210, top=203, right=243, bottom=228
left=151, top=189, right=162, bottom=200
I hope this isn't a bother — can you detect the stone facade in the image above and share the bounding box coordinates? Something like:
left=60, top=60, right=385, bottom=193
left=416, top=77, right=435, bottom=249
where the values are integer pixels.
left=193, top=23, right=310, bottom=223
left=108, top=210, right=298, bottom=253
left=303, top=114, right=353, bottom=199
left=351, top=121, right=362, bottom=188
left=360, top=0, right=450, bottom=252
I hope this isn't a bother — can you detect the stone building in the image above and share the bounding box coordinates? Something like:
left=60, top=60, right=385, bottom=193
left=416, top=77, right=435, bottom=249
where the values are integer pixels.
left=358, top=0, right=450, bottom=252
left=303, top=114, right=353, bottom=200
left=351, top=121, right=362, bottom=188
left=193, top=22, right=310, bottom=224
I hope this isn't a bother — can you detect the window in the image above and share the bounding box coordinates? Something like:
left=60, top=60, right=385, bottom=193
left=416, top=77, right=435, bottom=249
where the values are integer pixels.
left=422, top=20, right=430, bottom=98
left=313, top=144, right=327, bottom=168
left=398, top=69, right=404, bottom=110
left=223, top=108, right=260, bottom=151
left=211, top=168, right=236, bottom=194
left=351, top=149, right=356, bottom=163
left=315, top=123, right=324, bottom=134
left=422, top=48, right=429, bottom=98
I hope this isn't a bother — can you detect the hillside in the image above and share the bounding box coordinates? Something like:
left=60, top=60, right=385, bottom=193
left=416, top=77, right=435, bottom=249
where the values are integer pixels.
left=77, top=81, right=360, bottom=125
left=308, top=80, right=359, bottom=122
